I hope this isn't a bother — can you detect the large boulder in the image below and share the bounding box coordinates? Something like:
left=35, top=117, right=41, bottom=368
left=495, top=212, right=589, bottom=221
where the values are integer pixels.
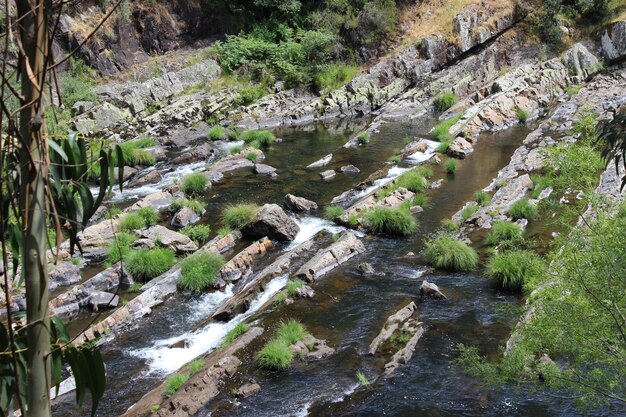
left=447, top=137, right=474, bottom=159
left=139, top=225, right=198, bottom=254
left=127, top=170, right=162, bottom=187
left=419, top=280, right=447, bottom=299
left=601, top=20, right=626, bottom=61
left=284, top=194, right=318, bottom=212
left=171, top=206, right=201, bottom=228
left=241, top=204, right=300, bottom=241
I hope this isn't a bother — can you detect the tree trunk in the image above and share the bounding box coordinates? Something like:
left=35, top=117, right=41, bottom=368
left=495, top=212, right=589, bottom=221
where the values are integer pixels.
left=16, top=0, right=51, bottom=416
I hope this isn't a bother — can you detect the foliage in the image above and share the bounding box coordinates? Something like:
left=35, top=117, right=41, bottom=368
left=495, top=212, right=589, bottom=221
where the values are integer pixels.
left=544, top=141, right=604, bottom=194
left=117, top=137, right=156, bottom=167
left=485, top=221, right=524, bottom=246
left=164, top=373, right=190, bottom=397
left=276, top=320, right=309, bottom=345
left=222, top=204, right=259, bottom=229
left=508, top=199, right=538, bottom=220
left=570, top=106, right=599, bottom=145
left=230, top=145, right=244, bottom=154
left=187, top=359, right=205, bottom=374
left=598, top=108, right=626, bottom=190
left=424, top=234, right=478, bottom=271
left=432, top=114, right=462, bottom=142
left=255, top=339, right=294, bottom=370
left=357, top=371, right=370, bottom=386
left=324, top=205, right=345, bottom=220
left=137, top=207, right=159, bottom=227
left=474, top=190, right=492, bottom=206
left=241, top=130, right=275, bottom=147
left=178, top=252, right=226, bottom=294
left=106, top=232, right=137, bottom=264
left=433, top=93, right=458, bottom=112
left=446, top=159, right=458, bottom=174
left=208, top=125, right=229, bottom=141
left=220, top=322, right=251, bottom=348
left=357, top=132, right=370, bottom=144
left=180, top=173, right=210, bottom=197
left=515, top=106, right=529, bottom=123
left=285, top=279, right=305, bottom=296
left=180, top=224, right=211, bottom=245
left=120, top=213, right=146, bottom=232
left=486, top=250, right=546, bottom=291
left=218, top=226, right=232, bottom=237
left=246, top=152, right=258, bottom=162
left=170, top=198, right=205, bottom=215
left=233, top=85, right=267, bottom=106
left=128, top=282, right=143, bottom=293
left=395, top=170, right=427, bottom=192
left=440, top=218, right=459, bottom=232
left=125, top=248, right=175, bottom=282
left=365, top=206, right=417, bottom=236
left=461, top=203, right=478, bottom=221
left=313, top=64, right=359, bottom=95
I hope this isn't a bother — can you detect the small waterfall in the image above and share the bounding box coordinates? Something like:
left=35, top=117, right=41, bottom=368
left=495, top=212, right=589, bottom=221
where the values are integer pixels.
left=287, top=216, right=346, bottom=250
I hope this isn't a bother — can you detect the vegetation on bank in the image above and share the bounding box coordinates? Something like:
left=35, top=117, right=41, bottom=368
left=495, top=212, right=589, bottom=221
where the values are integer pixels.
left=180, top=224, right=212, bottom=245
left=365, top=206, right=417, bottom=236
left=180, top=173, right=210, bottom=197
left=486, top=250, right=546, bottom=291
left=220, top=322, right=251, bottom=349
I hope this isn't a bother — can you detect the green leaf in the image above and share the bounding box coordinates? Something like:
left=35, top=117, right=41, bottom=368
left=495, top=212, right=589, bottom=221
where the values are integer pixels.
left=115, top=145, right=124, bottom=192
left=48, top=139, right=68, bottom=162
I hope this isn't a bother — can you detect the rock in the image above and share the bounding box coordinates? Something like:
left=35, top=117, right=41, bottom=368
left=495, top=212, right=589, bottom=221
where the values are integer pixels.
left=410, top=205, right=424, bottom=214
left=307, top=339, right=335, bottom=360
left=139, top=225, right=198, bottom=254
left=235, top=382, right=260, bottom=399
left=295, top=285, right=315, bottom=299
left=49, top=261, right=81, bottom=290
left=171, top=206, right=201, bottom=229
left=320, top=170, right=336, bottom=180
left=241, top=204, right=300, bottom=241
left=383, top=323, right=424, bottom=376
left=561, top=43, right=600, bottom=79
left=115, top=166, right=138, bottom=182
left=369, top=302, right=418, bottom=355
left=295, top=233, right=366, bottom=282
left=404, top=252, right=416, bottom=258
left=127, top=169, right=162, bottom=187
left=144, top=146, right=166, bottom=162
left=284, top=193, right=318, bottom=212
left=447, top=136, right=474, bottom=159
left=601, top=20, right=626, bottom=61
left=127, top=191, right=174, bottom=211
left=88, top=291, right=119, bottom=310
left=307, top=154, right=332, bottom=168
left=340, top=165, right=361, bottom=174
left=254, top=164, right=278, bottom=177
left=71, top=101, right=95, bottom=116
left=429, top=179, right=444, bottom=189
left=419, top=280, right=447, bottom=300
left=358, top=262, right=375, bottom=275
left=218, top=238, right=273, bottom=283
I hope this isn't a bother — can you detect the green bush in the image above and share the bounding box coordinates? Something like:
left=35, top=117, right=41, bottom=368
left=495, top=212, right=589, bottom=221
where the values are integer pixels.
left=357, top=132, right=370, bottom=144
left=433, top=93, right=458, bottom=112
left=485, top=221, right=523, bottom=246
left=255, top=339, right=294, bottom=370
left=432, top=114, right=462, bottom=142
left=545, top=143, right=603, bottom=193
left=313, top=64, right=359, bottom=95
left=515, top=106, right=529, bottom=123
left=486, top=250, right=545, bottom=291
left=324, top=205, right=344, bottom=220
left=412, top=194, right=429, bottom=208
left=436, top=140, right=451, bottom=153
left=180, top=224, right=211, bottom=245
left=276, top=320, right=309, bottom=345
left=241, top=130, right=275, bottom=147
left=208, top=126, right=228, bottom=141
left=106, top=232, right=137, bottom=264
left=508, top=199, right=537, bottom=220
left=446, top=159, right=458, bottom=174
left=180, top=173, right=209, bottom=197
left=220, top=322, right=250, bottom=348
left=365, top=207, right=417, bottom=236
left=424, top=234, right=478, bottom=271
left=117, top=138, right=157, bottom=167
left=570, top=107, right=598, bottom=145
left=178, top=252, right=226, bottom=294
left=137, top=207, right=159, bottom=227
left=170, top=198, right=205, bottom=215
left=218, top=226, right=232, bottom=237
left=120, top=213, right=146, bottom=232
left=126, top=248, right=176, bottom=282
left=222, top=204, right=258, bottom=229
left=164, top=373, right=189, bottom=397
left=441, top=218, right=459, bottom=232
left=474, top=190, right=492, bottom=206
left=461, top=203, right=478, bottom=221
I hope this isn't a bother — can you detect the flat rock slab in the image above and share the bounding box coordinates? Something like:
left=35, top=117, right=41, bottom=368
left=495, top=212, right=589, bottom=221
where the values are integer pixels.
left=88, top=291, right=119, bottom=310
left=369, top=301, right=417, bottom=355
left=254, top=163, right=278, bottom=177
left=218, top=237, right=273, bottom=283
left=307, top=153, right=332, bottom=168
left=284, top=193, right=318, bottom=212
left=295, top=233, right=365, bottom=282
left=139, top=225, right=198, bottom=254
left=320, top=170, right=336, bottom=180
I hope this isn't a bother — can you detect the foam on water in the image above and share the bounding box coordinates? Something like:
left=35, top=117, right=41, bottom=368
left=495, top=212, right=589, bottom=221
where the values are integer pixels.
left=129, top=275, right=289, bottom=374
left=349, top=166, right=410, bottom=202
left=286, top=216, right=345, bottom=250
left=404, top=139, right=439, bottom=164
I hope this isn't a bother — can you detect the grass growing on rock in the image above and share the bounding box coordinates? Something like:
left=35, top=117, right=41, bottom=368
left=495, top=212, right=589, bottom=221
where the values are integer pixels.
left=357, top=132, right=370, bottom=144
left=255, top=339, right=294, bottom=371
left=187, top=359, right=205, bottom=374
left=461, top=203, right=478, bottom=221
left=365, top=206, right=417, bottom=236
left=126, top=248, right=176, bottom=282
left=208, top=125, right=228, bottom=141
left=178, top=252, right=226, bottom=294
left=222, top=203, right=259, bottom=229
left=395, top=170, right=427, bottom=192
left=324, top=205, right=344, bottom=220
left=241, top=130, right=275, bottom=147
left=485, top=221, right=523, bottom=246
left=106, top=232, right=137, bottom=264
left=424, top=234, right=478, bottom=271
left=446, top=159, right=458, bottom=174
left=357, top=371, right=370, bottom=386
left=220, top=322, right=250, bottom=348
left=229, top=145, right=243, bottom=155
left=180, top=173, right=209, bottom=198
left=433, top=92, right=458, bottom=111
left=164, top=373, right=189, bottom=397
left=285, top=279, right=305, bottom=296
left=137, top=207, right=159, bottom=227
left=432, top=114, right=462, bottom=142
left=117, top=137, right=157, bottom=167
left=486, top=250, right=546, bottom=291
left=474, top=190, right=492, bottom=206
left=120, top=213, right=145, bottom=232
left=170, top=198, right=205, bottom=215
left=515, top=106, right=529, bottom=123
left=509, top=198, right=538, bottom=220
left=276, top=320, right=309, bottom=345
left=180, top=224, right=211, bottom=245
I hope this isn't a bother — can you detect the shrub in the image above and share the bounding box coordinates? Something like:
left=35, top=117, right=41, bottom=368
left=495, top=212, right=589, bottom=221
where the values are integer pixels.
left=222, top=204, right=258, bottom=229
left=396, top=170, right=427, bottom=192
left=324, top=205, right=344, bottom=220
left=241, top=130, right=275, bottom=147
left=461, top=203, right=478, bottom=221
left=432, top=114, right=462, bottom=142
left=486, top=250, right=545, bottom=291
left=285, top=279, right=305, bottom=296
left=164, top=373, right=189, bottom=397
left=485, top=221, right=523, bottom=246
left=106, top=232, right=137, bottom=264
left=424, top=235, right=478, bottom=271
left=508, top=199, right=537, bottom=220
left=137, top=207, right=159, bottom=227
left=446, top=159, right=457, bottom=174
left=365, top=207, right=417, bottom=236
left=126, top=248, right=176, bottom=282
left=276, top=320, right=309, bottom=345
left=433, top=92, right=458, bottom=112
left=180, top=173, right=209, bottom=197
left=208, top=125, right=228, bottom=141
left=357, top=132, right=370, bottom=144
left=120, top=213, right=145, bottom=232
left=255, top=339, right=294, bottom=370
left=515, top=106, right=529, bottom=123
left=178, top=252, right=226, bottom=294
left=545, top=143, right=603, bottom=193
left=187, top=359, right=205, bottom=374
left=474, top=190, right=492, bottom=206
left=220, top=322, right=250, bottom=348
left=570, top=107, right=598, bottom=145
left=180, top=224, right=211, bottom=245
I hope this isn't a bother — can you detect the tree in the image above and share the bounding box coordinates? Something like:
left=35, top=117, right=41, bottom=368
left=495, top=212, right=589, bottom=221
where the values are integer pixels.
left=0, top=1, right=124, bottom=416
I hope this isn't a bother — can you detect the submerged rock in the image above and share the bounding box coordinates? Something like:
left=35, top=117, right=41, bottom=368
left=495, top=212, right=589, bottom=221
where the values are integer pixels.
left=307, top=153, right=332, bottom=168
left=358, top=262, right=376, bottom=275
left=284, top=193, right=318, bottom=212
left=320, top=169, right=336, bottom=180
left=254, top=163, right=278, bottom=177
left=340, top=165, right=361, bottom=174
left=241, top=204, right=300, bottom=241
left=235, top=382, right=261, bottom=399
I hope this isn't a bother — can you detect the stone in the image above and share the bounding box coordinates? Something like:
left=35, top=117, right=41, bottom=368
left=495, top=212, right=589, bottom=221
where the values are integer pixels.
left=295, top=233, right=365, bottom=282
left=340, top=165, right=361, bottom=174
left=410, top=205, right=424, bottom=214
left=358, top=262, right=375, bottom=275
left=171, top=206, right=201, bottom=229
left=369, top=302, right=418, bottom=355
left=115, top=166, right=138, bottom=182
left=48, top=261, right=81, bottom=289
left=295, top=285, right=315, bottom=299
left=284, top=194, right=318, bottom=212
left=241, top=204, right=300, bottom=241
left=419, top=280, right=447, bottom=299
left=561, top=43, right=600, bottom=79
left=235, top=382, right=260, bottom=399
left=127, top=170, right=162, bottom=188
left=601, top=20, right=626, bottom=61
left=447, top=136, right=474, bottom=159
left=320, top=170, right=336, bottom=180
left=71, top=101, right=95, bottom=116
left=307, top=154, right=332, bottom=168
left=144, top=146, right=166, bottom=162
left=88, top=291, right=119, bottom=310
left=254, top=163, right=278, bottom=177
left=139, top=225, right=198, bottom=254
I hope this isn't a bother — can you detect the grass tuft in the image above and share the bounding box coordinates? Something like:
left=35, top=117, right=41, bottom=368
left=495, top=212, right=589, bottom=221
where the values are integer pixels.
left=486, top=250, right=545, bottom=291
left=357, top=371, right=370, bottom=386
left=180, top=173, right=209, bottom=198
left=433, top=92, right=458, bottom=112
left=474, top=190, right=492, bottom=206
left=187, top=359, right=205, bottom=374
left=241, top=130, right=275, bottom=147
left=508, top=198, right=537, bottom=220
left=357, top=132, right=370, bottom=144
left=276, top=320, right=309, bottom=345
left=222, top=204, right=259, bottom=229
left=164, top=373, right=189, bottom=397
left=180, top=224, right=211, bottom=245
left=365, top=207, right=417, bottom=236
left=126, top=248, right=176, bottom=282
left=220, top=322, right=250, bottom=348
left=432, top=114, right=462, bottom=142
left=446, top=159, right=457, bottom=174
left=324, top=205, right=345, bottom=220
left=285, top=279, right=305, bottom=296
left=106, top=232, right=137, bottom=264
left=515, top=106, right=529, bottom=123
left=178, top=252, right=226, bottom=294
left=424, top=234, right=478, bottom=271
left=255, top=339, right=294, bottom=370
left=485, top=221, right=523, bottom=246
left=208, top=125, right=228, bottom=141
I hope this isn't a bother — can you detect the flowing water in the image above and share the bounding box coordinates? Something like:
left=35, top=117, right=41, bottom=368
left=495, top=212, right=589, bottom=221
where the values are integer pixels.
left=54, top=116, right=587, bottom=417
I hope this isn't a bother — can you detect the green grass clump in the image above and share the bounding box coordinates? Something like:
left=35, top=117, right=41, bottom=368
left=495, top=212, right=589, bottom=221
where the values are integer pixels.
left=222, top=203, right=258, bottom=229
left=137, top=207, right=159, bottom=227
left=324, top=205, right=345, bottom=220
left=461, top=203, right=478, bottom=221
left=178, top=252, right=226, bottom=294
left=357, top=371, right=370, bottom=386
left=117, top=138, right=157, bottom=167
left=220, top=322, right=250, bottom=348
left=515, top=106, right=529, bottom=123
left=233, top=85, right=267, bottom=106
left=179, top=173, right=209, bottom=197
left=218, top=226, right=232, bottom=237
left=276, top=320, right=309, bottom=345
left=446, top=159, right=458, bottom=174
left=485, top=221, right=523, bottom=246
left=170, top=198, right=205, bottom=215
left=440, top=218, right=459, bottom=232
left=180, top=224, right=211, bottom=245
left=120, top=213, right=146, bottom=232
left=396, top=170, right=427, bottom=192
left=474, top=190, right=492, bottom=206
left=313, top=64, right=359, bottom=95
left=208, top=125, right=228, bottom=141
left=365, top=207, right=417, bottom=236
left=433, top=92, right=458, bottom=112
left=126, top=248, right=175, bottom=282
left=387, top=155, right=402, bottom=164
left=164, top=373, right=190, bottom=397
left=245, top=152, right=258, bottom=162
left=432, top=114, right=462, bottom=142
left=229, top=145, right=243, bottom=155
left=285, top=279, right=305, bottom=296
left=255, top=339, right=294, bottom=371
left=241, top=130, right=275, bottom=147
left=187, top=359, right=205, bottom=374
left=508, top=199, right=538, bottom=220
left=436, top=140, right=452, bottom=153
left=413, top=194, right=429, bottom=208
left=486, top=250, right=545, bottom=291
left=357, top=132, right=370, bottom=144
left=424, top=234, right=478, bottom=271
left=106, top=232, right=137, bottom=264
left=128, top=282, right=143, bottom=293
